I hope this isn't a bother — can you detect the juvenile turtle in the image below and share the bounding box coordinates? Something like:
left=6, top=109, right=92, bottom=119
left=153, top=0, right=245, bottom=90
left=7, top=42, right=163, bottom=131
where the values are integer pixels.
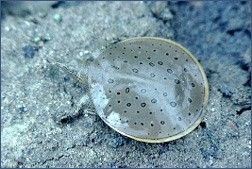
left=85, top=37, right=209, bottom=143
left=55, top=37, right=209, bottom=143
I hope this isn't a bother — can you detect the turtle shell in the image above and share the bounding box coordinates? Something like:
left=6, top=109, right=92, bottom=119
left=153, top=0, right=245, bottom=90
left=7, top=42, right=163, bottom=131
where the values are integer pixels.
left=87, top=37, right=209, bottom=143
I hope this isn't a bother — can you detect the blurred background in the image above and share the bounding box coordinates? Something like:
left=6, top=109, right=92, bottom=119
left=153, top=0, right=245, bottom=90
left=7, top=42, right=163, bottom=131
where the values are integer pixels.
left=1, top=1, right=251, bottom=168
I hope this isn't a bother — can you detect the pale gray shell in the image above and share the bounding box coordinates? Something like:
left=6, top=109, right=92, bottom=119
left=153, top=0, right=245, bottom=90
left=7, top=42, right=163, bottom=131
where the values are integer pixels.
left=88, top=37, right=209, bottom=143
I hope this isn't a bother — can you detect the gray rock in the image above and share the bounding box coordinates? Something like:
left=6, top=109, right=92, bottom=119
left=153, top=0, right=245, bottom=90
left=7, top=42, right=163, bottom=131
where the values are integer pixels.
left=1, top=1, right=251, bottom=168
left=22, top=45, right=38, bottom=58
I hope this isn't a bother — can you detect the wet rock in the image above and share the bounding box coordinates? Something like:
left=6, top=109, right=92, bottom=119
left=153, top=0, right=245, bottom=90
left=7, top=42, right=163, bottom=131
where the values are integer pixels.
left=22, top=45, right=38, bottom=58
left=218, top=83, right=234, bottom=98
left=107, top=133, right=125, bottom=148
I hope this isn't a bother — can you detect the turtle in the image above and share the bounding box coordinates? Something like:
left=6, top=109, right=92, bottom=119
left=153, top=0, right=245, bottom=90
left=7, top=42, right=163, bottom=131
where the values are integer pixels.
left=56, top=37, right=209, bottom=143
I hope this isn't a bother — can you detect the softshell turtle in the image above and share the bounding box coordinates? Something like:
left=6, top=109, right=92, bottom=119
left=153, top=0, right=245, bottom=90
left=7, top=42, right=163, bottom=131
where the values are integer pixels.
left=59, top=37, right=209, bottom=143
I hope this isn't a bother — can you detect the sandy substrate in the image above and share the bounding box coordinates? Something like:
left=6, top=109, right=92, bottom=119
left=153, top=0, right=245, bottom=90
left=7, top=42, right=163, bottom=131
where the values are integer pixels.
left=1, top=1, right=251, bottom=168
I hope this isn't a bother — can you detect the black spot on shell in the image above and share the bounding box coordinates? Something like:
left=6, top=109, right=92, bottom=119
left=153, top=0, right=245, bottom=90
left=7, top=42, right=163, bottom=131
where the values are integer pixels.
left=174, top=57, right=178, bottom=60
left=151, top=123, right=154, bottom=127
left=170, top=102, right=177, bottom=107
left=188, top=98, right=192, bottom=103
left=124, top=110, right=127, bottom=113
left=188, top=112, right=191, bottom=116
left=149, top=112, right=152, bottom=114
left=153, top=49, right=156, bottom=52
left=132, top=68, right=138, bottom=73
left=178, top=117, right=182, bottom=121
left=150, top=73, right=155, bottom=77
left=125, top=88, right=130, bottom=93
left=63, top=76, right=70, bottom=82
left=174, top=79, right=180, bottom=84
left=134, top=122, right=137, bottom=125
left=149, top=62, right=155, bottom=67
left=139, top=62, right=143, bottom=64
left=184, top=68, right=187, bottom=72
left=165, top=53, right=169, bottom=56
left=124, top=60, right=128, bottom=63
left=112, top=65, right=120, bottom=70
left=147, top=57, right=151, bottom=60
left=122, top=52, right=125, bottom=54
left=135, top=96, right=139, bottom=99
left=160, top=109, right=163, bottom=112
left=138, top=46, right=141, bottom=49
left=191, top=83, right=196, bottom=87
left=141, top=123, right=144, bottom=126
left=141, top=103, right=146, bottom=107
left=108, top=79, right=114, bottom=83
left=158, top=61, right=163, bottom=65
left=141, top=89, right=146, bottom=93
left=117, top=92, right=120, bottom=95
left=126, top=103, right=131, bottom=107
left=160, top=121, right=165, bottom=125
left=134, top=56, right=138, bottom=58
left=164, top=77, right=167, bottom=80
left=151, top=99, right=157, bottom=103
left=118, top=100, right=121, bottom=103
left=167, top=69, right=173, bottom=74
left=137, top=111, right=140, bottom=113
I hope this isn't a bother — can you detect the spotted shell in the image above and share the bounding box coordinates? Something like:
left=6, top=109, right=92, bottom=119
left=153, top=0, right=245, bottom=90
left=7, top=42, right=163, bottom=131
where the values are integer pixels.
left=87, top=37, right=209, bottom=143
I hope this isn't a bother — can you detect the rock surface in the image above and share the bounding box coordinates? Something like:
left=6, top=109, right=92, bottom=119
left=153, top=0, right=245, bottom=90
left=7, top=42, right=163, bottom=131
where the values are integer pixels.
left=1, top=1, right=251, bottom=168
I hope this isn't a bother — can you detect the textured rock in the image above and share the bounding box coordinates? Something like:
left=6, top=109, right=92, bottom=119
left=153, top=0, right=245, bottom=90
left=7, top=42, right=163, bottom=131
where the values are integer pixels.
left=1, top=1, right=251, bottom=168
